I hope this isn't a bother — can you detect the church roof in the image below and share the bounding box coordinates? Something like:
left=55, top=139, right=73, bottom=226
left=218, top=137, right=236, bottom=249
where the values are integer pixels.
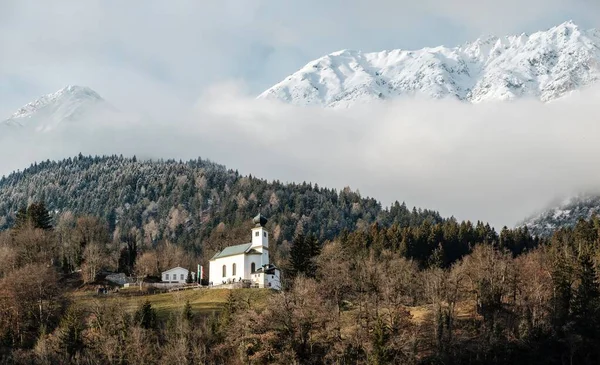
left=210, top=243, right=252, bottom=260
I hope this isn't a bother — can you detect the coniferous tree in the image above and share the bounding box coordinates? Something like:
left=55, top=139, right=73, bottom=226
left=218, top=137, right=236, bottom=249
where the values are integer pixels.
left=13, top=202, right=52, bottom=231
left=289, top=234, right=320, bottom=277
left=371, top=315, right=392, bottom=365
left=134, top=300, right=157, bottom=330
left=571, top=252, right=600, bottom=339
left=14, top=207, right=28, bottom=230
left=182, top=300, right=194, bottom=323
left=57, top=308, right=85, bottom=358
left=27, top=202, right=53, bottom=230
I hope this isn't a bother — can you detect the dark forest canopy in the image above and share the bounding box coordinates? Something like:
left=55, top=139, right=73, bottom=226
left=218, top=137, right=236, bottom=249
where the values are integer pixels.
left=0, top=154, right=443, bottom=255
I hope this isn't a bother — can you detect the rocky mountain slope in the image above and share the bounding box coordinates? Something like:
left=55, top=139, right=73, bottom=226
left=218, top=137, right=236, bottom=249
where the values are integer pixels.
left=1, top=85, right=116, bottom=132
left=259, top=21, right=600, bottom=108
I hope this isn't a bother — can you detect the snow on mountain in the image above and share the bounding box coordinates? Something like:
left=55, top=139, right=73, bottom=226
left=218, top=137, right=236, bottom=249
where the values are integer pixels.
left=1, top=85, right=116, bottom=132
left=519, top=194, right=600, bottom=236
left=259, top=21, right=600, bottom=108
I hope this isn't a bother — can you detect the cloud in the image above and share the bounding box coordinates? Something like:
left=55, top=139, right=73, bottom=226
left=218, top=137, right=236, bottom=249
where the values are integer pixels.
left=3, top=84, right=600, bottom=230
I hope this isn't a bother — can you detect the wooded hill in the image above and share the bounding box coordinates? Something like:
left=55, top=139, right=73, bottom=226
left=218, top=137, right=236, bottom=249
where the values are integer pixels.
left=0, top=154, right=442, bottom=256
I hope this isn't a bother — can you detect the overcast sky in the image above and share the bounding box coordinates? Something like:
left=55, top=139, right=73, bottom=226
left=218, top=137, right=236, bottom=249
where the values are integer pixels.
left=1, top=1, right=600, bottom=228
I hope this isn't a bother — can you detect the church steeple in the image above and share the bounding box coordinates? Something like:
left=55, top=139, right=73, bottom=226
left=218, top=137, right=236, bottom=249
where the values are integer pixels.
left=253, top=213, right=268, bottom=227
left=250, top=213, right=269, bottom=266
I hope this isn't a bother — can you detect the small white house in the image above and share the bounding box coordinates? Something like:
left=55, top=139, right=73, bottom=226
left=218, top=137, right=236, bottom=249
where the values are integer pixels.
left=161, top=267, right=195, bottom=283
left=209, top=214, right=281, bottom=290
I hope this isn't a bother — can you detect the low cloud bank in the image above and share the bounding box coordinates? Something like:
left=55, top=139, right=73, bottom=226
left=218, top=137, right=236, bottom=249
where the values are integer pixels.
left=2, top=84, right=600, bottom=229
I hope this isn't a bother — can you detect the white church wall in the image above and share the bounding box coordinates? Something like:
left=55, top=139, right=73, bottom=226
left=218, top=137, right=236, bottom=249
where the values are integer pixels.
left=244, top=254, right=263, bottom=279
left=248, top=270, right=281, bottom=290
left=266, top=270, right=281, bottom=290
left=209, top=255, right=246, bottom=285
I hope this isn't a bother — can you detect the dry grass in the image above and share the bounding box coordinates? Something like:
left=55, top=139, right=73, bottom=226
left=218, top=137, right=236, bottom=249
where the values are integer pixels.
left=70, top=288, right=274, bottom=318
left=407, top=300, right=478, bottom=324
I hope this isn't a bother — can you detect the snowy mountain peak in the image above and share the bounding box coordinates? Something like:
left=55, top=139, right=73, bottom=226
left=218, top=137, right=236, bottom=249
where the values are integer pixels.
left=259, top=21, right=600, bottom=108
left=2, top=86, right=114, bottom=132
left=8, top=85, right=104, bottom=120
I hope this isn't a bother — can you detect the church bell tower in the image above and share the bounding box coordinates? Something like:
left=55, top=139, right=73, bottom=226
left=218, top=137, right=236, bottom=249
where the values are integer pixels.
left=250, top=213, right=269, bottom=265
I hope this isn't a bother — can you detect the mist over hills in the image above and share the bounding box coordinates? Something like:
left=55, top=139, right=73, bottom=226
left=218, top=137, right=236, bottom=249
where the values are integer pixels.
left=3, top=22, right=600, bottom=234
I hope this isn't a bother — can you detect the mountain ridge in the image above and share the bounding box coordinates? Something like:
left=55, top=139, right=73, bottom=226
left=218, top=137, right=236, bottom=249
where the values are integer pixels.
left=1, top=85, right=115, bottom=132
left=259, top=21, right=600, bottom=108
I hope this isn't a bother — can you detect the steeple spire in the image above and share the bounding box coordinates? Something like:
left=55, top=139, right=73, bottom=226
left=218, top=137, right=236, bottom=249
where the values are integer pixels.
left=253, top=213, right=268, bottom=227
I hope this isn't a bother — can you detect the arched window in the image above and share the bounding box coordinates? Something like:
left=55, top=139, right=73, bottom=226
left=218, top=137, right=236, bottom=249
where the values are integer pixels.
left=251, top=263, right=256, bottom=273
left=222, top=265, right=226, bottom=277
left=232, top=263, right=236, bottom=276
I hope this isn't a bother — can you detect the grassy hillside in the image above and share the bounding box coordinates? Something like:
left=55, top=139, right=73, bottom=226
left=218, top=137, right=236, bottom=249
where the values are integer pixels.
left=70, top=287, right=274, bottom=318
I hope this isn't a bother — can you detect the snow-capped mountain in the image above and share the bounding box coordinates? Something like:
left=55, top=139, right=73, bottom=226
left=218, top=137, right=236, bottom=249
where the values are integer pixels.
left=1, top=85, right=116, bottom=132
left=520, top=194, right=600, bottom=236
left=259, top=21, right=600, bottom=108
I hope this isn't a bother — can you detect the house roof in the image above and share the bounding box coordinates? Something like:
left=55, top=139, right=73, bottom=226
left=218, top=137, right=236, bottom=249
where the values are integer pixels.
left=256, top=263, right=280, bottom=273
left=211, top=243, right=252, bottom=260
left=161, top=266, right=189, bottom=274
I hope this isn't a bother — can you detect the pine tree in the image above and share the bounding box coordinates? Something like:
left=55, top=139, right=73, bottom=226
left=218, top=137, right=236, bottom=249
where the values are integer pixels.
left=14, top=207, right=28, bottom=230
left=571, top=253, right=600, bottom=338
left=27, top=202, right=53, bottom=230
left=371, top=315, right=391, bottom=365
left=57, top=308, right=85, bottom=358
left=289, top=234, right=320, bottom=277
left=134, top=300, right=157, bottom=329
left=182, top=300, right=194, bottom=322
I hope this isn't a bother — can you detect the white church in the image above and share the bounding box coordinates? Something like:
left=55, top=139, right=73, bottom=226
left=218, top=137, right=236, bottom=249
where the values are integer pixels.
left=208, top=214, right=281, bottom=290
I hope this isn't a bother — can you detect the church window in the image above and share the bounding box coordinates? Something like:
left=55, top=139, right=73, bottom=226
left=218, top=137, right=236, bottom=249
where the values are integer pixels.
left=180, top=274, right=184, bottom=280
left=255, top=231, right=259, bottom=237
left=251, top=263, right=256, bottom=273
left=165, top=274, right=169, bottom=281
left=222, top=265, right=226, bottom=277
left=263, top=232, right=267, bottom=237
left=232, top=263, right=236, bottom=276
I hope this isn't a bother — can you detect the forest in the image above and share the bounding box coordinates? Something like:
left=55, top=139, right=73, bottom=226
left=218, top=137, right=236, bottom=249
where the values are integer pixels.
left=1, top=156, right=600, bottom=364
left=0, top=154, right=442, bottom=256
left=2, top=196, right=600, bottom=364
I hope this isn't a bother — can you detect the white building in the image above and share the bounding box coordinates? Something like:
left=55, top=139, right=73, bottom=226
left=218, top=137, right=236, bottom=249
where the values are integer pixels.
left=209, top=214, right=281, bottom=290
left=161, top=266, right=195, bottom=284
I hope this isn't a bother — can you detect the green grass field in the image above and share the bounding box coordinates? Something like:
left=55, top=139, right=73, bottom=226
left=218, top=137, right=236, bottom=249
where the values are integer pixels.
left=70, top=287, right=275, bottom=318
